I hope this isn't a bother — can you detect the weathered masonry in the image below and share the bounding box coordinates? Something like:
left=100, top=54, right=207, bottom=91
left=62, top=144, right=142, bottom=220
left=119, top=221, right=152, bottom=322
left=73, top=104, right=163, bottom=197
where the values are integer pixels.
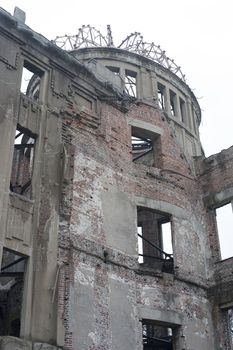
left=0, top=6, right=233, bottom=350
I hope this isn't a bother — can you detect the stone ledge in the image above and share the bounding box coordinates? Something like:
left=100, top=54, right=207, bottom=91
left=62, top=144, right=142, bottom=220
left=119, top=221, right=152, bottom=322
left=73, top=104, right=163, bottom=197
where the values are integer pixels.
left=0, top=337, right=31, bottom=350
left=0, top=337, right=62, bottom=350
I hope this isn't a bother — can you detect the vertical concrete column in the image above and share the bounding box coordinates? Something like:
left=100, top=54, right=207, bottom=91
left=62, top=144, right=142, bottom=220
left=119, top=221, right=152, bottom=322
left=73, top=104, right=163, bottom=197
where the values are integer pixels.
left=138, top=67, right=144, bottom=99
left=0, top=120, right=15, bottom=252
left=39, top=71, right=49, bottom=103
left=20, top=256, right=33, bottom=338
left=176, top=95, right=182, bottom=122
left=150, top=71, right=157, bottom=101
left=119, top=66, right=125, bottom=93
left=196, top=118, right=200, bottom=138
left=186, top=97, right=193, bottom=130
left=22, top=71, right=49, bottom=339
left=193, top=106, right=200, bottom=137
left=0, top=244, right=3, bottom=270
left=28, top=69, right=62, bottom=344
left=31, top=110, right=62, bottom=344
left=0, top=49, right=22, bottom=260
left=181, top=129, right=186, bottom=153
left=175, top=94, right=180, bottom=120
left=164, top=86, right=170, bottom=115
left=139, top=67, right=152, bottom=100
left=184, top=103, right=190, bottom=128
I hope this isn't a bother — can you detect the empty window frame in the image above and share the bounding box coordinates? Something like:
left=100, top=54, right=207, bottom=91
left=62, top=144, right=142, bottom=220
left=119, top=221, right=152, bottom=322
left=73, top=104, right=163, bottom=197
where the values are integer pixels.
left=20, top=61, right=43, bottom=101
left=169, top=90, right=177, bottom=117
left=137, top=207, right=174, bottom=273
left=216, top=203, right=233, bottom=260
left=157, top=83, right=165, bottom=110
left=0, top=249, right=27, bottom=337
left=131, top=126, right=161, bottom=167
left=106, top=66, right=120, bottom=76
left=10, top=125, right=36, bottom=198
left=138, top=225, right=144, bottom=263
left=161, top=221, right=173, bottom=258
left=142, top=320, right=174, bottom=350
left=125, top=70, right=137, bottom=97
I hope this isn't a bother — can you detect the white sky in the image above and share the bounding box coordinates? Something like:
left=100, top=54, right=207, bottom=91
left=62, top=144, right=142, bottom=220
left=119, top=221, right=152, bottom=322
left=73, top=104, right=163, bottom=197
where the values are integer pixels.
left=217, top=203, right=233, bottom=260
left=1, top=0, right=232, bottom=258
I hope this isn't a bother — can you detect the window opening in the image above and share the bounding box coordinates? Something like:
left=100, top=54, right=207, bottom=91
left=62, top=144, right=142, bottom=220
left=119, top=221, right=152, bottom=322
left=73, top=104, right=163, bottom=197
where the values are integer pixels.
left=131, top=126, right=161, bottom=167
left=0, top=249, right=27, bottom=337
left=142, top=320, right=174, bottom=350
left=106, top=66, right=120, bottom=76
left=137, top=207, right=174, bottom=273
left=157, top=83, right=165, bottom=110
left=216, top=203, right=233, bottom=260
left=125, top=70, right=137, bottom=97
left=10, top=125, right=36, bottom=198
left=160, top=222, right=173, bottom=259
left=20, top=61, right=43, bottom=101
left=132, top=136, right=153, bottom=161
left=20, top=68, right=34, bottom=95
left=169, top=90, right=177, bottom=117
left=138, top=225, right=144, bottom=263
left=179, top=98, right=186, bottom=124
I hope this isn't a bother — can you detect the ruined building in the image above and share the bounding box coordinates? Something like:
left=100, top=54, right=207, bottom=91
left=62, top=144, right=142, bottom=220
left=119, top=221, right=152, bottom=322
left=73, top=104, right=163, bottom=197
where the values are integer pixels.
left=0, top=6, right=233, bottom=350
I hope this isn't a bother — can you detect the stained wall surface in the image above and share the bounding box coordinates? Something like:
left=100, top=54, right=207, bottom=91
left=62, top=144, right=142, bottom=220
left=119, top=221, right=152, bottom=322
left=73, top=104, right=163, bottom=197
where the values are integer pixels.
left=0, top=6, right=232, bottom=350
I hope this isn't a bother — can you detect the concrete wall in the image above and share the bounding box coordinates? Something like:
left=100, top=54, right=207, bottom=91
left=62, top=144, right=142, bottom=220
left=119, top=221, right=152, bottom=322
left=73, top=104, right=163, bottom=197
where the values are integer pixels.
left=0, top=5, right=233, bottom=350
left=75, top=47, right=203, bottom=161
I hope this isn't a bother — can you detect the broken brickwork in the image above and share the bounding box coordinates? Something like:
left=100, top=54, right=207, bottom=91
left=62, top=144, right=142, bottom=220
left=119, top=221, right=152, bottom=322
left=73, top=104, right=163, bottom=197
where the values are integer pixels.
left=0, top=6, right=233, bottom=350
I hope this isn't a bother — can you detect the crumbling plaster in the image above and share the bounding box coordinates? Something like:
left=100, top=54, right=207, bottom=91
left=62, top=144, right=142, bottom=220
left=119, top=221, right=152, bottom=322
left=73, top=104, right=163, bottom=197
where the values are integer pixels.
left=0, top=6, right=233, bottom=350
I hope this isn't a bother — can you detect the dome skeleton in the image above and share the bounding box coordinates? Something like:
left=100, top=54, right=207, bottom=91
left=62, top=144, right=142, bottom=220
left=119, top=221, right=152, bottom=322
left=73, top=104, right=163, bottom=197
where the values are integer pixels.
left=53, top=25, right=186, bottom=82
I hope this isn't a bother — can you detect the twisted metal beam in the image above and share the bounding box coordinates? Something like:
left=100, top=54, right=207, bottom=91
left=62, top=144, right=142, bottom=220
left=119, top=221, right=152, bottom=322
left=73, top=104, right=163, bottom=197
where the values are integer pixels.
left=118, top=32, right=186, bottom=81
left=53, top=25, right=108, bottom=50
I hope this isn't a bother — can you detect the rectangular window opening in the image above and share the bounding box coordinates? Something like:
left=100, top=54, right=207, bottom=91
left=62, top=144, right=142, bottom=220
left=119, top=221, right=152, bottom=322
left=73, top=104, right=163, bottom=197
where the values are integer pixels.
left=216, top=203, right=233, bottom=260
left=137, top=207, right=174, bottom=273
left=106, top=66, right=120, bottom=76
left=125, top=70, right=137, bottom=97
left=0, top=248, right=27, bottom=337
left=157, top=83, right=165, bottom=110
left=132, top=135, right=153, bottom=163
left=142, top=320, right=174, bottom=350
left=20, top=61, right=43, bottom=101
left=131, top=126, right=161, bottom=167
left=160, top=221, right=173, bottom=259
left=138, top=225, right=144, bottom=264
left=169, top=90, right=177, bottom=117
left=10, top=125, right=36, bottom=198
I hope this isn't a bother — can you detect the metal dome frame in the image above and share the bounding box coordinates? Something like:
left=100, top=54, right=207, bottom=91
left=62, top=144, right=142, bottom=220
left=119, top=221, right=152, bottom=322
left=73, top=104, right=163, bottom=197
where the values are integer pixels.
left=53, top=25, right=186, bottom=82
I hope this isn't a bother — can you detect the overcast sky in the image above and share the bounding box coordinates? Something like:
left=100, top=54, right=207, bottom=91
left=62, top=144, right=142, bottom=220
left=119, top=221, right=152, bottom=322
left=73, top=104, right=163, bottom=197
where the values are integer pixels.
left=1, top=0, right=232, bottom=258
